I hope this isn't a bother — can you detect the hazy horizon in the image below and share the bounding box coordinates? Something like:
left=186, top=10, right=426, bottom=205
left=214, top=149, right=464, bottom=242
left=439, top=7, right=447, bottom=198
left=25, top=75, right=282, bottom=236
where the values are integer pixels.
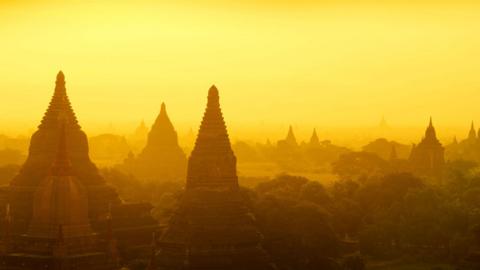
left=1, top=1, right=480, bottom=145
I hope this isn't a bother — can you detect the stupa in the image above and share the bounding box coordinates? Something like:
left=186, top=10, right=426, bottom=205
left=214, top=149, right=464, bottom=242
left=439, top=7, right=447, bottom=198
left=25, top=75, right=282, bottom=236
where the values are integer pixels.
left=122, top=103, right=186, bottom=182
left=1, top=123, right=117, bottom=270
left=0, top=71, right=158, bottom=264
left=155, top=85, right=275, bottom=270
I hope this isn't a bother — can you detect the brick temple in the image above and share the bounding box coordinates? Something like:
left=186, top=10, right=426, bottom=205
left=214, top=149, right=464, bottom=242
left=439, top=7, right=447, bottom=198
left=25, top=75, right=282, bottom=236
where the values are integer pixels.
left=0, top=72, right=159, bottom=269
left=154, top=85, right=276, bottom=270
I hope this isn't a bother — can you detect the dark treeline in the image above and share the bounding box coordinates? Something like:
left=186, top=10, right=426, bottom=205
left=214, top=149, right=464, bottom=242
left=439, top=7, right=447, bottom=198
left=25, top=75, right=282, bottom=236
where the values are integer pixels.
left=83, top=153, right=480, bottom=270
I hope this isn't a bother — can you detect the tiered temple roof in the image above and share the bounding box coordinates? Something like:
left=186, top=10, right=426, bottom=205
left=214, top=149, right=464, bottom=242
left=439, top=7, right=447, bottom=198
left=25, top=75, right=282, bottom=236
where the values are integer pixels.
left=156, top=85, right=275, bottom=270
left=124, top=103, right=186, bottom=181
left=186, top=86, right=237, bottom=189
left=12, top=71, right=103, bottom=187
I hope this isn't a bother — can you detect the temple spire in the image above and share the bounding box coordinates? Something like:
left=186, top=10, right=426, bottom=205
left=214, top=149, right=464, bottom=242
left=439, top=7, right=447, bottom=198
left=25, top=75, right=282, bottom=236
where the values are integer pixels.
left=39, top=71, right=79, bottom=129
left=285, top=125, right=298, bottom=146
left=141, top=101, right=183, bottom=153
left=161, top=102, right=166, bottom=114
left=309, top=128, right=320, bottom=146
left=425, top=117, right=437, bottom=140
left=187, top=85, right=237, bottom=189
left=469, top=121, right=477, bottom=140
left=56, top=71, right=65, bottom=84
left=152, top=102, right=174, bottom=132
left=208, top=85, right=219, bottom=106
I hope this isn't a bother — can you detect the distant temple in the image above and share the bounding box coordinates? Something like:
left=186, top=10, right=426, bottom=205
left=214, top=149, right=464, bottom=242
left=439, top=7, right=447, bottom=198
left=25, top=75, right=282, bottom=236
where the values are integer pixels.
left=309, top=128, right=320, bottom=147
left=154, top=85, right=275, bottom=270
left=122, top=103, right=187, bottom=182
left=409, top=118, right=445, bottom=179
left=0, top=72, right=159, bottom=269
left=469, top=122, right=477, bottom=141
left=445, top=121, right=480, bottom=162
left=134, top=120, right=149, bottom=142
left=277, top=125, right=298, bottom=148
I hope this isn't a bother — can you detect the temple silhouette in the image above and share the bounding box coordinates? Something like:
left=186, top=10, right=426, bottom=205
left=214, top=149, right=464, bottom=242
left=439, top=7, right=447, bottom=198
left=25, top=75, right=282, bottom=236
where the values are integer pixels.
left=0, top=123, right=118, bottom=269
left=121, top=103, right=186, bottom=182
left=277, top=125, right=298, bottom=149
left=309, top=128, right=320, bottom=147
left=445, top=121, right=480, bottom=163
left=409, top=118, right=445, bottom=179
left=0, top=72, right=159, bottom=269
left=154, top=85, right=276, bottom=270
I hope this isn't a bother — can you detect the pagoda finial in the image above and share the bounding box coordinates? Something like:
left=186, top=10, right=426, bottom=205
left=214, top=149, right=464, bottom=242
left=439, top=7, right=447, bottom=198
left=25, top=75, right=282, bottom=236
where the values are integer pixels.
left=208, top=85, right=219, bottom=104
left=55, top=71, right=66, bottom=90
left=161, top=102, right=166, bottom=113
left=56, top=71, right=65, bottom=83
left=424, top=117, right=437, bottom=140
left=469, top=121, right=477, bottom=140
left=159, top=102, right=168, bottom=118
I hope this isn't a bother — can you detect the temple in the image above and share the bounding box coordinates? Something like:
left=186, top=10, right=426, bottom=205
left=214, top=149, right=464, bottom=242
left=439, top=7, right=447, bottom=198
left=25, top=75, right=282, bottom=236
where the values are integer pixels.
left=29, top=123, right=92, bottom=238
left=278, top=125, right=298, bottom=148
left=0, top=72, right=159, bottom=268
left=155, top=85, right=276, bottom=270
left=409, top=118, right=445, bottom=179
left=1, top=124, right=117, bottom=269
left=309, top=128, right=320, bottom=147
left=469, top=122, right=477, bottom=141
left=122, top=103, right=186, bottom=182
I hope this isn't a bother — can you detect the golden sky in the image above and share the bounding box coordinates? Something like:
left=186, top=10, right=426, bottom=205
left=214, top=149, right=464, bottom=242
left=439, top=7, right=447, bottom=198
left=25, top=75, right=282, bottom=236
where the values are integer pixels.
left=1, top=1, right=480, bottom=142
